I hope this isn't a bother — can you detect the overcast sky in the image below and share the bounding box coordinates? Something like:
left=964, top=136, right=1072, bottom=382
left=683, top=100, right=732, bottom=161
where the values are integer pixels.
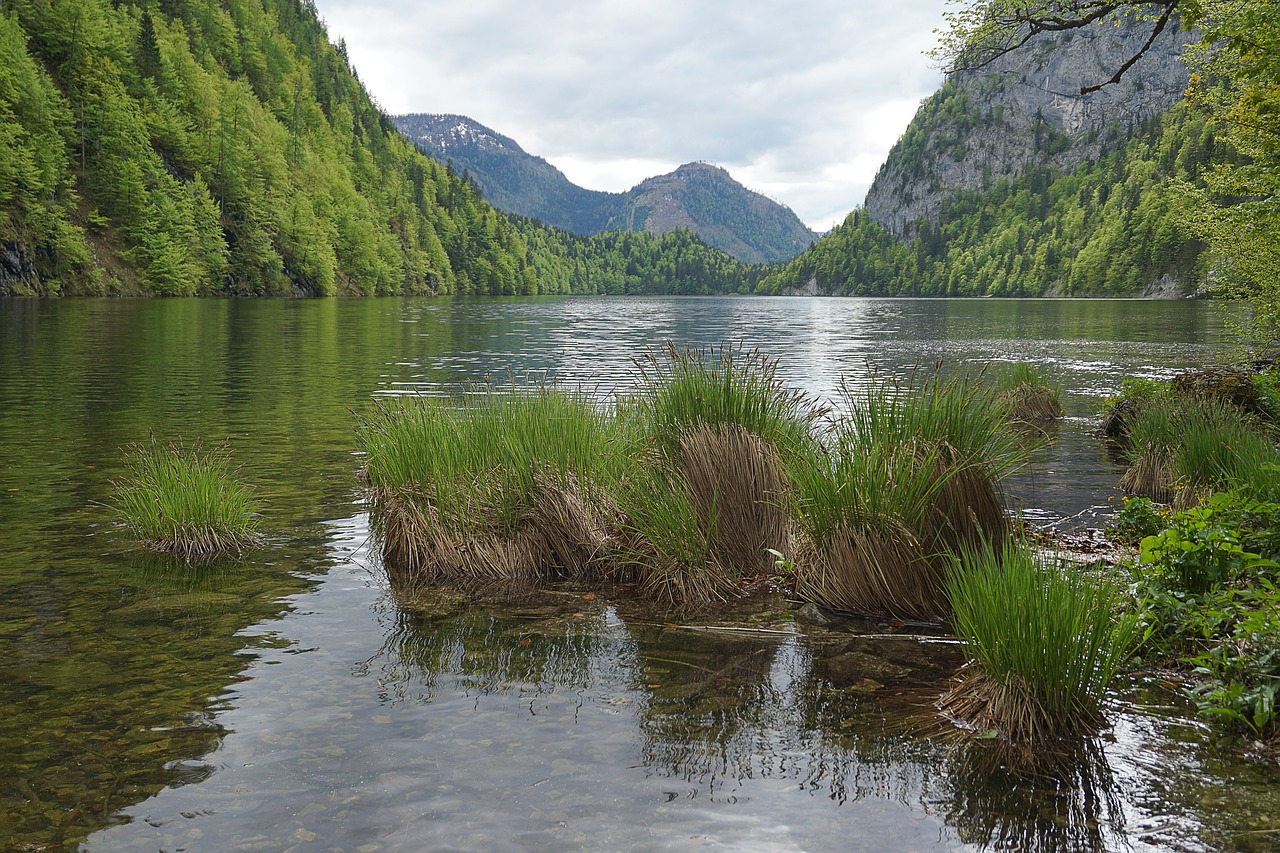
left=312, top=0, right=951, bottom=231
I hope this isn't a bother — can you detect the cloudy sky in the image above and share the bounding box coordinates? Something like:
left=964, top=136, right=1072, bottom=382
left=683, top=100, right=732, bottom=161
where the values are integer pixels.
left=312, top=0, right=951, bottom=231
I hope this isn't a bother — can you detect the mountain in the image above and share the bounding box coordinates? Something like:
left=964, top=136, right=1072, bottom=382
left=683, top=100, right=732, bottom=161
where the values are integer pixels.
left=393, top=114, right=817, bottom=264
left=391, top=114, right=616, bottom=235
left=863, top=12, right=1198, bottom=240
left=0, top=1, right=753, bottom=297
left=761, top=12, right=1214, bottom=298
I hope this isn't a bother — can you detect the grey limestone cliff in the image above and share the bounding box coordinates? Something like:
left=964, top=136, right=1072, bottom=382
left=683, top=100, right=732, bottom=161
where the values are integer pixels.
left=864, top=13, right=1197, bottom=239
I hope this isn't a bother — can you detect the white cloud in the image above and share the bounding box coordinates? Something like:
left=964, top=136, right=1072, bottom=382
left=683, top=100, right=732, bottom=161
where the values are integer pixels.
left=314, top=0, right=949, bottom=230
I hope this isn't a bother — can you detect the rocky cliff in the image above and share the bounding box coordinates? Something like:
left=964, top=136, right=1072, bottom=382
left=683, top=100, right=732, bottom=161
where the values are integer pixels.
left=865, top=13, right=1197, bottom=239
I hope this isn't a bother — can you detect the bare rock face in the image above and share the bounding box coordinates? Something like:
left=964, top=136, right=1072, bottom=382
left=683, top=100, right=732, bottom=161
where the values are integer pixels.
left=0, top=243, right=38, bottom=297
left=864, top=13, right=1197, bottom=240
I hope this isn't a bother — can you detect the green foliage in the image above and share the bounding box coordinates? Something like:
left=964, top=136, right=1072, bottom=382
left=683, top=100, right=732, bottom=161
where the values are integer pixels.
left=110, top=438, right=261, bottom=558
left=1139, top=503, right=1278, bottom=594
left=0, top=0, right=751, bottom=296
left=1185, top=582, right=1280, bottom=734
left=945, top=542, right=1140, bottom=741
left=1112, top=496, right=1170, bottom=544
left=1132, top=487, right=1280, bottom=735
left=1178, top=0, right=1280, bottom=343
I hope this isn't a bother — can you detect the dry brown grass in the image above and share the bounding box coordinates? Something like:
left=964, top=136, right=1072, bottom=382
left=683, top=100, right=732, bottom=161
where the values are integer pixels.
left=525, top=469, right=619, bottom=582
left=792, top=524, right=949, bottom=620
left=677, top=422, right=792, bottom=576
left=919, top=453, right=1009, bottom=558
left=936, top=666, right=1105, bottom=742
left=939, top=667, right=1103, bottom=744
left=374, top=469, right=624, bottom=589
left=997, top=385, right=1063, bottom=424
left=1119, top=450, right=1174, bottom=504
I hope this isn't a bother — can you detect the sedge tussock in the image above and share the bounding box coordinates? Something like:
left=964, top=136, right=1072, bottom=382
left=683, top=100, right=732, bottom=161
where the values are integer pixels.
left=110, top=438, right=261, bottom=560
left=941, top=543, right=1139, bottom=744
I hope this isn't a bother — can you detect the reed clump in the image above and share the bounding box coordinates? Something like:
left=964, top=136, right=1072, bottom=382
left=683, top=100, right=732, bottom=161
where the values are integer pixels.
left=627, top=342, right=824, bottom=460
left=1117, top=394, right=1280, bottom=507
left=615, top=344, right=821, bottom=599
left=358, top=388, right=637, bottom=585
left=111, top=438, right=262, bottom=559
left=790, top=375, right=1020, bottom=620
left=994, top=363, right=1063, bottom=426
left=941, top=543, right=1140, bottom=744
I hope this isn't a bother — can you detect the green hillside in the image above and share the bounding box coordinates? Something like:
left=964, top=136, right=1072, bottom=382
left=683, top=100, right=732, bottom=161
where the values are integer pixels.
left=760, top=94, right=1219, bottom=297
left=0, top=0, right=749, bottom=296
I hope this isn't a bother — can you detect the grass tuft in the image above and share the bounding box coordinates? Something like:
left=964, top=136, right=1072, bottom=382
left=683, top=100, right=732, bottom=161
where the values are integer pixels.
left=941, top=543, right=1140, bottom=743
left=357, top=386, right=638, bottom=584
left=994, top=363, right=1064, bottom=425
left=790, top=373, right=1020, bottom=619
left=110, top=438, right=262, bottom=559
left=1117, top=394, right=1280, bottom=506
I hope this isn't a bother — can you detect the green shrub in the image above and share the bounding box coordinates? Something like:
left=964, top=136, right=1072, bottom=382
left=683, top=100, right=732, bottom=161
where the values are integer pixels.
left=111, top=439, right=261, bottom=559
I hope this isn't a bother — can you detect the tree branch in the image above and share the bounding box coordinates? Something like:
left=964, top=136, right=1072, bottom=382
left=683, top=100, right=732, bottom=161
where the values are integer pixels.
left=1080, top=2, right=1177, bottom=93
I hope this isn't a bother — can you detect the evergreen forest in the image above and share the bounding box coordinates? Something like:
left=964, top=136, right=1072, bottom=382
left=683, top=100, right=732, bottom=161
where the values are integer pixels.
left=759, top=102, right=1221, bottom=297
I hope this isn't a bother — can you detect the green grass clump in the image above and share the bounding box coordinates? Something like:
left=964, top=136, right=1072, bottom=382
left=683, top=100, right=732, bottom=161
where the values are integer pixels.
left=111, top=439, right=261, bottom=559
left=1118, top=394, right=1280, bottom=506
left=993, top=363, right=1063, bottom=424
left=626, top=342, right=822, bottom=457
left=622, top=343, right=817, bottom=585
left=942, top=543, right=1140, bottom=744
left=790, top=374, right=1021, bottom=619
left=357, top=387, right=638, bottom=582
left=612, top=462, right=738, bottom=606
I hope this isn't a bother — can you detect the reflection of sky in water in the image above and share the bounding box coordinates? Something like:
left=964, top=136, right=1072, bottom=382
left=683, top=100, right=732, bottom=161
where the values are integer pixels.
left=86, top=514, right=1280, bottom=852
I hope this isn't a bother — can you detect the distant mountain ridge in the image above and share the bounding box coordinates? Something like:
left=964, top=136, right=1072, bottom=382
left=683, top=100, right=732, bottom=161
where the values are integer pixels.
left=392, top=114, right=817, bottom=264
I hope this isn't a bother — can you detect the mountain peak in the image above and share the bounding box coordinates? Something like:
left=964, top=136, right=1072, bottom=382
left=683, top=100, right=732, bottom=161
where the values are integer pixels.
left=395, top=113, right=525, bottom=156
left=392, top=115, right=816, bottom=263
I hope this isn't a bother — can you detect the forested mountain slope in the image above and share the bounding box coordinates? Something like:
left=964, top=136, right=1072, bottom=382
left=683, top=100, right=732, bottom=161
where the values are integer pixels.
left=394, top=114, right=817, bottom=264
left=0, top=0, right=750, bottom=296
left=762, top=12, right=1215, bottom=297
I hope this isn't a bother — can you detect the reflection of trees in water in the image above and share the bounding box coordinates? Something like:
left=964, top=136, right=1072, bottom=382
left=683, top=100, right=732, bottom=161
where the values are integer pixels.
left=1, top=550, right=310, bottom=850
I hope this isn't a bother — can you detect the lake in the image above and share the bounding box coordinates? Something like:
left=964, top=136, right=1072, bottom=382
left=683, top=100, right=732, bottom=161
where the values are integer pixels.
left=2, top=296, right=1276, bottom=852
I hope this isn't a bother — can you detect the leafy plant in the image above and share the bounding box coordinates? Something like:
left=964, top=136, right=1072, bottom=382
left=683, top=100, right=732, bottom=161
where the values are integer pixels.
left=1111, top=496, right=1168, bottom=544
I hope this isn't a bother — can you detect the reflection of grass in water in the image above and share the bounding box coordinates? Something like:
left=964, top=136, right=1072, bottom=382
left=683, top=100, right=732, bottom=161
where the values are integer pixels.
left=375, top=592, right=612, bottom=704
left=940, top=737, right=1125, bottom=852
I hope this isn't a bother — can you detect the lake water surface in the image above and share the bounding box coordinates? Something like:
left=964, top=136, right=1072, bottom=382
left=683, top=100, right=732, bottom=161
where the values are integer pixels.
left=2, top=296, right=1277, bottom=851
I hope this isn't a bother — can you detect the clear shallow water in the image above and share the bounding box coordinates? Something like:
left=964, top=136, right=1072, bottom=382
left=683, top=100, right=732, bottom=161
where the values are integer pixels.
left=1, top=296, right=1277, bottom=852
